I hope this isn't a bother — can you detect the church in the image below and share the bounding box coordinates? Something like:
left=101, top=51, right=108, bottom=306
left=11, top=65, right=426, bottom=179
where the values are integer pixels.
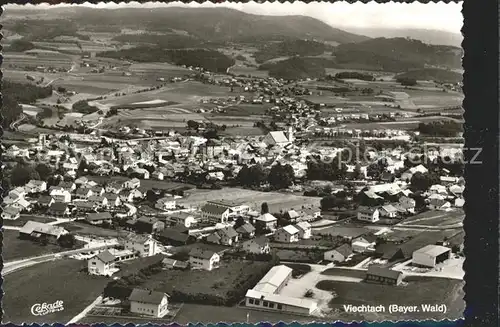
left=263, top=126, right=294, bottom=146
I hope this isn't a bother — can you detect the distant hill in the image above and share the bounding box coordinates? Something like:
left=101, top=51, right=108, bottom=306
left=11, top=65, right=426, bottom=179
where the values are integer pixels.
left=395, top=68, right=463, bottom=83
left=7, top=7, right=369, bottom=44
left=340, top=27, right=463, bottom=47
left=254, top=39, right=330, bottom=64
left=260, top=56, right=326, bottom=80
left=334, top=37, right=463, bottom=72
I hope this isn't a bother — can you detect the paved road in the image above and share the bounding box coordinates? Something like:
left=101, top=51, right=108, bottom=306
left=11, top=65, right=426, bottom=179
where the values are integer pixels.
left=67, top=295, right=103, bottom=325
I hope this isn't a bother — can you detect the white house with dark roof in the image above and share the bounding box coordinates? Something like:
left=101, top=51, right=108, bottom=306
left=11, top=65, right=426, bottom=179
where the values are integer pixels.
left=274, top=225, right=300, bottom=243
left=123, top=234, right=160, bottom=257
left=2, top=206, right=21, bottom=220
left=253, top=213, right=278, bottom=231
left=129, top=288, right=169, bottom=318
left=235, top=222, right=256, bottom=239
left=207, top=226, right=239, bottom=246
left=88, top=250, right=119, bottom=276
left=86, top=212, right=113, bottom=225
left=50, top=188, right=71, bottom=203
left=357, top=206, right=380, bottom=223
left=188, top=247, right=220, bottom=271
left=242, top=236, right=270, bottom=254
left=295, top=221, right=312, bottom=239
left=379, top=204, right=398, bottom=218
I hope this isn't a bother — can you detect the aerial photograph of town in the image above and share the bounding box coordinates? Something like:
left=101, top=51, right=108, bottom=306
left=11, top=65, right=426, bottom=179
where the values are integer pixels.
left=1, top=1, right=465, bottom=324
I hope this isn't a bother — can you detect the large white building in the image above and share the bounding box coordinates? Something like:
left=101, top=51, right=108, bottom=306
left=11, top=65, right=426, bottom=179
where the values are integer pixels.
left=412, top=245, right=452, bottom=268
left=245, top=265, right=318, bottom=315
left=128, top=288, right=169, bottom=318
left=123, top=234, right=160, bottom=257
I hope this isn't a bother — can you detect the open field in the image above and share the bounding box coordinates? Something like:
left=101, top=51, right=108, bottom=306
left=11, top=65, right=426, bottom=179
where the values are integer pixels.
left=58, top=222, right=127, bottom=238
left=399, top=209, right=464, bottom=226
left=316, top=276, right=464, bottom=320
left=178, top=187, right=321, bottom=212
left=3, top=258, right=109, bottom=324
left=3, top=230, right=70, bottom=262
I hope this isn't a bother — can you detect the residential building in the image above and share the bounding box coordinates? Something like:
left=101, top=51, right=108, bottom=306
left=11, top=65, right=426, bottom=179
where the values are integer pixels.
left=324, top=244, right=353, bottom=262
left=104, top=193, right=122, bottom=207
left=133, top=216, right=165, bottom=234
left=19, top=221, right=69, bottom=244
left=379, top=204, right=398, bottom=218
left=155, top=197, right=176, bottom=211
left=2, top=206, right=21, bottom=220
left=157, top=228, right=194, bottom=246
left=294, top=221, right=312, bottom=239
left=129, top=288, right=169, bottom=318
left=75, top=188, right=94, bottom=199
left=352, top=233, right=377, bottom=253
left=274, top=225, right=300, bottom=243
left=25, top=180, right=47, bottom=193
left=47, top=202, right=71, bottom=217
left=242, top=236, right=271, bottom=254
left=235, top=222, right=256, bottom=239
left=207, top=226, right=239, bottom=246
left=165, top=212, right=196, bottom=228
left=188, top=248, right=220, bottom=271
left=89, top=196, right=108, bottom=207
left=398, top=196, right=416, bottom=213
left=253, top=213, right=278, bottom=231
left=50, top=189, right=71, bottom=203
left=123, top=234, right=161, bottom=257
left=124, top=178, right=141, bottom=189
left=88, top=250, right=119, bottom=276
left=357, top=207, right=380, bottom=223
left=86, top=212, right=113, bottom=225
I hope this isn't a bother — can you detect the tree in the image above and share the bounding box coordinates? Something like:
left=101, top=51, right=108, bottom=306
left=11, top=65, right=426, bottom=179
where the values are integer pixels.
left=236, top=164, right=268, bottom=187
left=187, top=120, right=200, bottom=130
left=58, top=234, right=77, bottom=248
left=410, top=172, right=440, bottom=192
left=35, top=163, right=53, bottom=181
left=234, top=216, right=245, bottom=230
left=268, top=163, right=295, bottom=190
left=10, top=165, right=40, bottom=186
left=261, top=202, right=269, bottom=214
left=320, top=195, right=348, bottom=211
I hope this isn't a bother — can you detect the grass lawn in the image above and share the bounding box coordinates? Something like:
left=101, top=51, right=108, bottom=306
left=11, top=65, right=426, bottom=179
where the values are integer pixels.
left=141, top=259, right=270, bottom=299
left=219, top=104, right=272, bottom=116
left=3, top=258, right=110, bottom=324
left=3, top=230, right=68, bottom=262
left=400, top=210, right=464, bottom=226
left=58, top=222, right=126, bottom=238
left=316, top=276, right=464, bottom=320
left=3, top=215, right=57, bottom=227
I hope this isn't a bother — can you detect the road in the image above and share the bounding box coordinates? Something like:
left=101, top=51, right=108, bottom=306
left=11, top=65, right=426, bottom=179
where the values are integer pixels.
left=10, top=113, right=27, bottom=130
left=67, top=295, right=103, bottom=325
left=2, top=242, right=117, bottom=276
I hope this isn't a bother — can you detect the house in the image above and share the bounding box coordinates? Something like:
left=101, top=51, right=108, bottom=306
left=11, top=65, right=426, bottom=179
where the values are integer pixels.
left=106, top=181, right=124, bottom=194
left=19, top=221, right=69, bottom=244
left=88, top=250, right=118, bottom=276
left=152, top=171, right=164, bottom=181
left=352, top=233, right=377, bottom=253
left=207, top=226, right=239, bottom=246
left=74, top=201, right=99, bottom=213
left=440, top=176, right=459, bottom=185
left=104, top=193, right=122, bottom=207
left=88, top=196, right=108, bottom=207
left=398, top=196, right=416, bottom=213
left=274, top=225, right=300, bottom=243
left=285, top=210, right=300, bottom=223
left=379, top=204, right=398, bottom=218
left=428, top=198, right=451, bottom=211
left=75, top=176, right=89, bottom=186
left=37, top=195, right=55, bottom=208
left=365, top=265, right=403, bottom=286
left=124, top=178, right=141, bottom=189
left=357, top=206, right=380, bottom=223
left=134, top=216, right=165, bottom=234
left=50, top=188, right=71, bottom=203
left=123, top=234, right=161, bottom=257
left=235, top=222, right=256, bottom=239
left=294, top=221, right=312, bottom=239
left=11, top=198, right=32, bottom=212
left=58, top=181, right=76, bottom=192
left=75, top=188, right=94, bottom=199
left=157, top=228, right=194, bottom=246
left=242, top=236, right=270, bottom=254
left=9, top=187, right=27, bottom=199
left=324, top=244, right=353, bottom=262
left=165, top=212, right=196, bottom=228
left=2, top=206, right=21, bottom=220
left=86, top=212, right=113, bottom=225
left=253, top=213, right=278, bottom=231
left=47, top=202, right=71, bottom=216
left=155, top=197, right=176, bottom=211
left=119, top=189, right=135, bottom=203
left=412, top=245, right=452, bottom=268
left=89, top=186, right=105, bottom=196
left=25, top=180, right=47, bottom=193
left=129, top=288, right=169, bottom=318
left=200, top=202, right=230, bottom=224
left=188, top=248, right=220, bottom=271
left=263, top=131, right=291, bottom=146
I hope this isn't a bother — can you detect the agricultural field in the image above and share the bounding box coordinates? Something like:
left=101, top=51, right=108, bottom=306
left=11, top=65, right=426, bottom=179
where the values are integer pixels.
left=3, top=258, right=109, bottom=324
left=399, top=209, right=464, bottom=226
left=177, top=187, right=321, bottom=213
left=316, top=276, right=464, bottom=321
left=3, top=215, right=57, bottom=228
left=3, top=229, right=69, bottom=262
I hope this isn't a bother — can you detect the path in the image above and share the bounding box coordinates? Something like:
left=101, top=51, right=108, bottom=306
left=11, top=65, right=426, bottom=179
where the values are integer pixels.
left=67, top=295, right=103, bottom=325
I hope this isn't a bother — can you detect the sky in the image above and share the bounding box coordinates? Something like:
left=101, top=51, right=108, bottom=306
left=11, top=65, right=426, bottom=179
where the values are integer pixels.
left=5, top=1, right=463, bottom=34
